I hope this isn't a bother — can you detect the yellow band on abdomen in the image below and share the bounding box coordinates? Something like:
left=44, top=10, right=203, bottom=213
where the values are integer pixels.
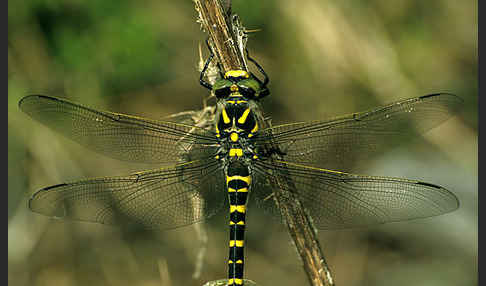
left=230, top=205, right=246, bottom=213
left=229, top=240, right=244, bottom=247
left=226, top=175, right=251, bottom=185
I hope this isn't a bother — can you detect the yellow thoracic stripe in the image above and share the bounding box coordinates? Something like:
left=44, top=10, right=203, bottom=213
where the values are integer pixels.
left=236, top=260, right=243, bottom=264
left=229, top=148, right=243, bottom=157
left=227, top=100, right=248, bottom=105
left=230, top=205, right=246, bottom=213
left=251, top=122, right=258, bottom=133
left=226, top=175, right=251, bottom=185
left=222, top=108, right=231, bottom=124
left=215, top=124, right=220, bottom=137
left=247, top=122, right=259, bottom=137
left=229, top=240, right=244, bottom=247
left=227, top=187, right=248, bottom=193
left=237, top=108, right=251, bottom=124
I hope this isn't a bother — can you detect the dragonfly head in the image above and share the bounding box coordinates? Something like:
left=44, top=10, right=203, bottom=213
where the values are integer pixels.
left=213, top=70, right=268, bottom=101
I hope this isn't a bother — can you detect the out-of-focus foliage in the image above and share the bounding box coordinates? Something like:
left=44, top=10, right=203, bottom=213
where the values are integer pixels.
left=8, top=1, right=477, bottom=286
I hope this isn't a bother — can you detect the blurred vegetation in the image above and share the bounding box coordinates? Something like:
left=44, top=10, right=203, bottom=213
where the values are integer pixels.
left=8, top=1, right=477, bottom=286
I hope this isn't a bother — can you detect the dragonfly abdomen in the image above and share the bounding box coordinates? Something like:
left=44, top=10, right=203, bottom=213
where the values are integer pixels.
left=226, top=162, right=251, bottom=286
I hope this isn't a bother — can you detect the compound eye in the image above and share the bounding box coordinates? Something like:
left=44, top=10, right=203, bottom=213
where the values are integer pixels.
left=239, top=86, right=256, bottom=99
left=214, top=87, right=231, bottom=99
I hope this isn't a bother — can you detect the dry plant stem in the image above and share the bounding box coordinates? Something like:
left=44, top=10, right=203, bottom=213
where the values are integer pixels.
left=271, top=189, right=335, bottom=286
left=194, top=1, right=335, bottom=285
left=195, top=0, right=246, bottom=72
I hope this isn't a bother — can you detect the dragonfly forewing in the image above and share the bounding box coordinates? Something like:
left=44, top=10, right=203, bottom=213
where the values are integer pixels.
left=256, top=93, right=463, bottom=172
left=19, top=95, right=220, bottom=164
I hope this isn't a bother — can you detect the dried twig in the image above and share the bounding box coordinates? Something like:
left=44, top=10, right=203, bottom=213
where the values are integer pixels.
left=193, top=1, right=335, bottom=285
left=194, top=0, right=246, bottom=72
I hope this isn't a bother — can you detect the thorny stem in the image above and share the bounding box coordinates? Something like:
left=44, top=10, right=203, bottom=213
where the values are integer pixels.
left=194, top=0, right=246, bottom=73
left=271, top=186, right=335, bottom=286
left=193, top=0, right=335, bottom=285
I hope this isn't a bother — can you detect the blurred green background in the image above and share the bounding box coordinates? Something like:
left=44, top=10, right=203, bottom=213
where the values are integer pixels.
left=8, top=1, right=477, bottom=286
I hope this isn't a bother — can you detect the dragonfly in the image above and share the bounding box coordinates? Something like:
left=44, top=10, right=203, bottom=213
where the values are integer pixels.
left=20, top=55, right=461, bottom=286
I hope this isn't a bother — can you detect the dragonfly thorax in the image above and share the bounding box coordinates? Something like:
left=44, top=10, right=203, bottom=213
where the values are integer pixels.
left=216, top=101, right=258, bottom=140
left=215, top=99, right=260, bottom=165
left=215, top=137, right=256, bottom=168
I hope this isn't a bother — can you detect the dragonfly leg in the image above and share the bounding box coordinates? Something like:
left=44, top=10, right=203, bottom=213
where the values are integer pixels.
left=200, top=40, right=214, bottom=90
left=245, top=48, right=270, bottom=98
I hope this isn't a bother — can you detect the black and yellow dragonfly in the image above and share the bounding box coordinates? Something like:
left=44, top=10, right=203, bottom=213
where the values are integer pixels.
left=20, top=68, right=461, bottom=286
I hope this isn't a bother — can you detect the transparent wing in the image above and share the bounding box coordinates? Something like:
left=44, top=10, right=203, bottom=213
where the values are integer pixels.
left=255, top=94, right=462, bottom=171
left=29, top=160, right=226, bottom=229
left=19, top=95, right=219, bottom=164
left=252, top=160, right=459, bottom=230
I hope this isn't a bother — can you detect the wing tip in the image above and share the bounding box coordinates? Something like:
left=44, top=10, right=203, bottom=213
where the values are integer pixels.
left=19, top=94, right=59, bottom=111
left=18, top=95, right=36, bottom=110
left=415, top=181, right=460, bottom=212
left=419, top=93, right=464, bottom=104
left=415, top=181, right=442, bottom=189
left=28, top=183, right=69, bottom=217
